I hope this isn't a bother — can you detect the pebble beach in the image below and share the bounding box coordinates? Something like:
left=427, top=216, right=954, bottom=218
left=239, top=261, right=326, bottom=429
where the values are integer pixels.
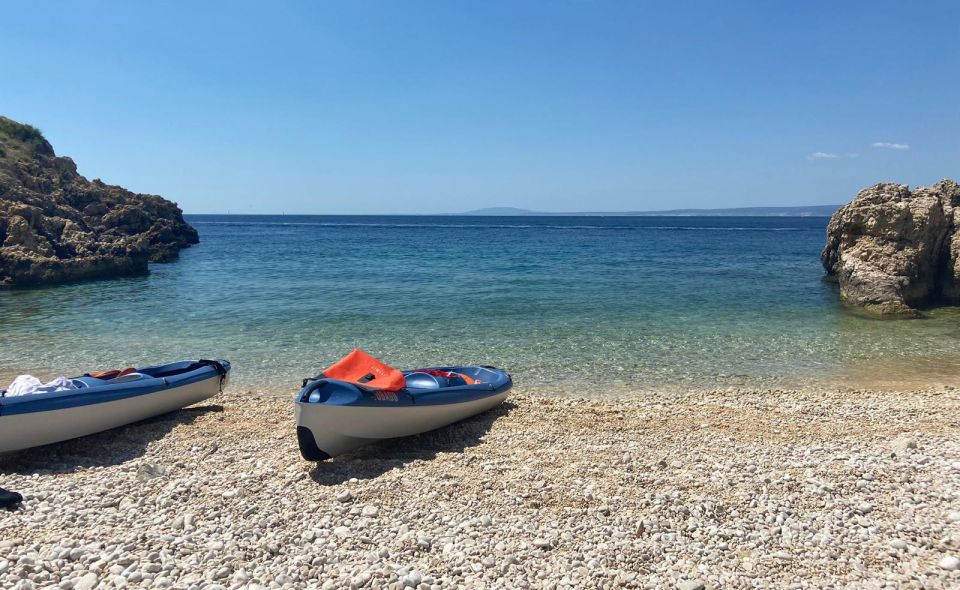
left=1, top=386, right=959, bottom=589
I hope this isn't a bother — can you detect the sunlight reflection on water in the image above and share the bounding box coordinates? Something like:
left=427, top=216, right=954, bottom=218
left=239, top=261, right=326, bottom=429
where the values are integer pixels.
left=2, top=215, right=959, bottom=395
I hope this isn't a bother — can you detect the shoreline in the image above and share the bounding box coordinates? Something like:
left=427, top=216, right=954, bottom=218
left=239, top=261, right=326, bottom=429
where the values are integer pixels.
left=5, top=356, right=960, bottom=401
left=2, top=386, right=959, bottom=588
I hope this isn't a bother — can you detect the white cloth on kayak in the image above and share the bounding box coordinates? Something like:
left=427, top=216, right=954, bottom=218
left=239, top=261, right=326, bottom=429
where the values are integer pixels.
left=4, top=375, right=78, bottom=397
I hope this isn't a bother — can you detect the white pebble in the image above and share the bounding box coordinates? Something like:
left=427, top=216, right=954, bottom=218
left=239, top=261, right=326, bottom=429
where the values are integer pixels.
left=403, top=570, right=422, bottom=587
left=74, top=573, right=99, bottom=590
left=940, top=556, right=960, bottom=571
left=361, top=505, right=378, bottom=517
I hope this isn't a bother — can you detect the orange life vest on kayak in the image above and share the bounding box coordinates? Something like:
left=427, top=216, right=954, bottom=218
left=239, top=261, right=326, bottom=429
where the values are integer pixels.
left=416, top=369, right=479, bottom=385
left=322, top=349, right=406, bottom=392
left=87, top=367, right=138, bottom=380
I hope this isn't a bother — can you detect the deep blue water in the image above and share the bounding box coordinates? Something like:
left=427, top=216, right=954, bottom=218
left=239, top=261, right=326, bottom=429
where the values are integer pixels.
left=2, top=215, right=959, bottom=394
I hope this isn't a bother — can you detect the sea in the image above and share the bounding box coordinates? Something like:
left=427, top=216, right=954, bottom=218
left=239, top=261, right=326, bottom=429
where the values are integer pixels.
left=2, top=214, right=960, bottom=395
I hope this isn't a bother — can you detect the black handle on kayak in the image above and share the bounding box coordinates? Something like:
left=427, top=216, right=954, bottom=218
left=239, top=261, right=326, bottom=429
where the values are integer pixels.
left=198, top=359, right=228, bottom=392
left=299, top=379, right=329, bottom=402
left=302, top=374, right=323, bottom=388
left=198, top=359, right=227, bottom=377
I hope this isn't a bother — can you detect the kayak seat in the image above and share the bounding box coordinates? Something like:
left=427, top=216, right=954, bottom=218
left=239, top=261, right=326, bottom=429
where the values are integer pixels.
left=404, top=372, right=446, bottom=390
left=403, top=371, right=471, bottom=390
left=112, top=372, right=148, bottom=383
left=72, top=373, right=148, bottom=389
left=72, top=376, right=108, bottom=389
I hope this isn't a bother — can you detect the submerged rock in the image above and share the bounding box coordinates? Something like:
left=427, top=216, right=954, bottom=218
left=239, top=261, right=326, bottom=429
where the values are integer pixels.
left=0, top=116, right=198, bottom=287
left=822, top=179, right=960, bottom=315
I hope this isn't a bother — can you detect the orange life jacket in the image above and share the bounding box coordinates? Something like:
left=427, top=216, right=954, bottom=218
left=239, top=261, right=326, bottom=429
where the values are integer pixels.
left=418, top=369, right=480, bottom=385
left=322, top=349, right=406, bottom=392
left=87, top=367, right=138, bottom=380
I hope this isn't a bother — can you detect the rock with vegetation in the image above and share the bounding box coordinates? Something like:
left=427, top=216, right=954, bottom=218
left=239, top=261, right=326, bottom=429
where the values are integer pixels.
left=0, top=116, right=198, bottom=287
left=822, top=179, right=960, bottom=315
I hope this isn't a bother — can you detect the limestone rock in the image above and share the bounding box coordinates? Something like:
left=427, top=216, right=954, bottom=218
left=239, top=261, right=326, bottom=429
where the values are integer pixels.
left=0, top=116, right=198, bottom=287
left=822, top=179, right=960, bottom=315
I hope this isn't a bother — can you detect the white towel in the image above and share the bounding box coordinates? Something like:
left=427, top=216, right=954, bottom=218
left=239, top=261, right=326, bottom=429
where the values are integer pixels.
left=4, top=375, right=78, bottom=397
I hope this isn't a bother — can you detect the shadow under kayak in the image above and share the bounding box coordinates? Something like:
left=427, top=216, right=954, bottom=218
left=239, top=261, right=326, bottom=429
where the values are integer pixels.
left=0, top=359, right=230, bottom=454
left=295, top=365, right=512, bottom=461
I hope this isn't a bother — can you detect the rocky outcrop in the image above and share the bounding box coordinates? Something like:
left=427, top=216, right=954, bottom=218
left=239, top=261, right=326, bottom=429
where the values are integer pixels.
left=0, top=116, right=198, bottom=287
left=822, top=179, right=960, bottom=315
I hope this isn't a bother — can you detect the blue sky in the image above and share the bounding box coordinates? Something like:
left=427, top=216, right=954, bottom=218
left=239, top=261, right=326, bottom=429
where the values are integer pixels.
left=2, top=1, right=957, bottom=214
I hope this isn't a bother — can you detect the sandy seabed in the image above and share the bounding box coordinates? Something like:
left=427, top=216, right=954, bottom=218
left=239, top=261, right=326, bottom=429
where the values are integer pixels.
left=1, top=386, right=959, bottom=589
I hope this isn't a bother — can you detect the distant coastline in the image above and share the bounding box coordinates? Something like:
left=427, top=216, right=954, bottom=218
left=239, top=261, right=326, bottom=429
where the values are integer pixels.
left=462, top=205, right=840, bottom=217
left=183, top=206, right=840, bottom=217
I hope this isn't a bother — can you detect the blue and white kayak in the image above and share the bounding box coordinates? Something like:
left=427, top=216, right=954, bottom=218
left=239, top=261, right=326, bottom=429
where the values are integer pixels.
left=295, top=365, right=512, bottom=460
left=0, top=359, right=230, bottom=454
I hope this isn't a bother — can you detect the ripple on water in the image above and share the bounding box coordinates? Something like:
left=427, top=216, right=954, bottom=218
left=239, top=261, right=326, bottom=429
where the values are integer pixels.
left=1, top=215, right=959, bottom=395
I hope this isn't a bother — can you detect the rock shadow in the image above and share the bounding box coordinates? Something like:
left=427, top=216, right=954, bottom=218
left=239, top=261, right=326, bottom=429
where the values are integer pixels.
left=0, top=404, right=223, bottom=475
left=308, top=401, right=515, bottom=486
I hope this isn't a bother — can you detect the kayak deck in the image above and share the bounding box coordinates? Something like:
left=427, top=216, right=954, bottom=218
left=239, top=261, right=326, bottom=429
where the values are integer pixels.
left=0, top=360, right=230, bottom=453
left=295, top=365, right=511, bottom=460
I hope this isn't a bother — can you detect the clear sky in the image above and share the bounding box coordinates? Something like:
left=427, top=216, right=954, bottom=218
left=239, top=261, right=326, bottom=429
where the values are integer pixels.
left=2, top=1, right=957, bottom=214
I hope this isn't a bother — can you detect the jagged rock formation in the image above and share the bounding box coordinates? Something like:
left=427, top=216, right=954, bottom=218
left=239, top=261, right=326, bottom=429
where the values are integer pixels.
left=0, top=116, right=198, bottom=286
left=822, top=179, right=960, bottom=315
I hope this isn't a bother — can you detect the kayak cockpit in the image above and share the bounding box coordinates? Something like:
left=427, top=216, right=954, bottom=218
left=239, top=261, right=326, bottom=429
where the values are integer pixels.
left=403, top=366, right=510, bottom=391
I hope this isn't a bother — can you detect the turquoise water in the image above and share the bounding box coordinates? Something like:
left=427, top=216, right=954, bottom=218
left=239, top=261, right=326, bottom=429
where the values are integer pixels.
left=2, top=215, right=959, bottom=394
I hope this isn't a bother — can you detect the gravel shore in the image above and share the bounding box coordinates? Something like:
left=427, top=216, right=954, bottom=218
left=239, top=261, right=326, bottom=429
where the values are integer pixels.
left=1, top=386, right=959, bottom=589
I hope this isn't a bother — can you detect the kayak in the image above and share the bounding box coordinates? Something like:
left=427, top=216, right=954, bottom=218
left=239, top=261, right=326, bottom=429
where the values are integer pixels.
left=0, top=359, right=230, bottom=454
left=296, top=361, right=512, bottom=461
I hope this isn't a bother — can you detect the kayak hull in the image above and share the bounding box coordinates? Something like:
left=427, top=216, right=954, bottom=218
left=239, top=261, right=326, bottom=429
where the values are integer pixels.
left=295, top=365, right=511, bottom=460
left=296, top=389, right=509, bottom=459
left=0, top=360, right=229, bottom=454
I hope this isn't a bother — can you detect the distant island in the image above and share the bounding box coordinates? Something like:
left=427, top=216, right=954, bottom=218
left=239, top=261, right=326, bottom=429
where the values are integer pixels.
left=463, top=205, right=840, bottom=217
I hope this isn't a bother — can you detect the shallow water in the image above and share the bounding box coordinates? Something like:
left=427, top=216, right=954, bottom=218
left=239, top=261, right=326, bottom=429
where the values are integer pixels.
left=2, top=215, right=959, bottom=394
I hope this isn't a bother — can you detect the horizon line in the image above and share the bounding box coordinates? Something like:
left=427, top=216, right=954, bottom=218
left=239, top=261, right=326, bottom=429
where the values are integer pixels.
left=182, top=204, right=841, bottom=217
left=182, top=212, right=839, bottom=217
